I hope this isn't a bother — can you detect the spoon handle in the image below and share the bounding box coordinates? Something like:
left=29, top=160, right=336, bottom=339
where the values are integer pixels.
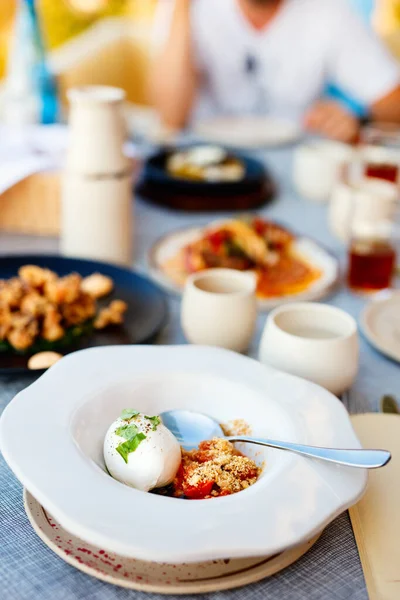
left=227, top=437, right=391, bottom=469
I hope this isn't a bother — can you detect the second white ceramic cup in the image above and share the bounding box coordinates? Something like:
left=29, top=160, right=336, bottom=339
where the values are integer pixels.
left=259, top=303, right=359, bottom=396
left=181, top=269, right=257, bottom=353
left=293, top=140, right=355, bottom=203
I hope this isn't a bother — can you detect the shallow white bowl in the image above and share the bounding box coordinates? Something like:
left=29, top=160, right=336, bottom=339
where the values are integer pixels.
left=0, top=346, right=366, bottom=563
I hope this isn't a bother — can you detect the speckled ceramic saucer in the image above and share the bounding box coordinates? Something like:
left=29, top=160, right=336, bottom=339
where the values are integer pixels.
left=24, top=489, right=321, bottom=594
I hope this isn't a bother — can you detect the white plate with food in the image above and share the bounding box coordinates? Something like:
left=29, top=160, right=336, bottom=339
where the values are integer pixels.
left=361, top=291, right=400, bottom=363
left=24, top=488, right=321, bottom=593
left=194, top=116, right=302, bottom=148
left=148, top=218, right=339, bottom=310
left=1, top=345, right=366, bottom=564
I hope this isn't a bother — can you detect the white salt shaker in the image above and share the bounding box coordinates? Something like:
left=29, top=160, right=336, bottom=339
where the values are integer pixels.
left=61, top=86, right=133, bottom=266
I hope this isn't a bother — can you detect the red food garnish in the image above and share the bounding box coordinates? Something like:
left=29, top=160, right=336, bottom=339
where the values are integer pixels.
left=194, top=450, right=213, bottom=463
left=183, top=480, right=214, bottom=499
left=207, top=230, right=230, bottom=251
left=238, top=467, right=259, bottom=480
left=253, top=218, right=266, bottom=236
left=198, top=440, right=214, bottom=451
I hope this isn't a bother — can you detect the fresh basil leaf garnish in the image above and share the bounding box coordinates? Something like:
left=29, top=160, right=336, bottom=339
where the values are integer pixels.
left=145, top=415, right=161, bottom=431
left=120, top=409, right=140, bottom=421
left=116, top=433, right=146, bottom=463
left=115, top=424, right=139, bottom=440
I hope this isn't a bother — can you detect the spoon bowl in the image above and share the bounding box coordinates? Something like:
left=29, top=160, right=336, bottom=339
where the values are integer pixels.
left=160, top=409, right=391, bottom=469
left=160, top=409, right=223, bottom=450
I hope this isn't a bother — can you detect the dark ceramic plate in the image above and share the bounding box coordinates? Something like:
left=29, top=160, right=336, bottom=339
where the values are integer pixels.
left=136, top=148, right=276, bottom=211
left=0, top=255, right=168, bottom=374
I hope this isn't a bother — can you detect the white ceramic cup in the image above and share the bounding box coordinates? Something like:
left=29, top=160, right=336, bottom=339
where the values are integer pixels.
left=293, top=140, right=355, bottom=203
left=259, top=303, right=359, bottom=396
left=329, top=176, right=399, bottom=243
left=181, top=269, right=257, bottom=353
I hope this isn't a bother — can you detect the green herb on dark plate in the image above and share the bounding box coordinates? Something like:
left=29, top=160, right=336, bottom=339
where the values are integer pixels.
left=115, top=424, right=139, bottom=440
left=0, top=320, right=94, bottom=356
left=0, top=340, right=9, bottom=352
left=145, top=415, right=161, bottom=431
left=116, top=433, right=146, bottom=463
left=120, top=409, right=140, bottom=421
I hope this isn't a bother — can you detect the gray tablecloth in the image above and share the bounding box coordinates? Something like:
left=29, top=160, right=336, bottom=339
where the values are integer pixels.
left=1, top=146, right=398, bottom=600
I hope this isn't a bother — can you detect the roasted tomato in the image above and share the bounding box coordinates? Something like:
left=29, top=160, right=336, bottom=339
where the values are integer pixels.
left=252, top=217, right=267, bottom=237
left=183, top=480, right=214, bottom=499
left=238, top=466, right=259, bottom=480
left=206, top=230, right=230, bottom=251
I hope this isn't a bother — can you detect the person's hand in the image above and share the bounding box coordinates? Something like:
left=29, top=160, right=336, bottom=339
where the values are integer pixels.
left=304, top=100, right=360, bottom=143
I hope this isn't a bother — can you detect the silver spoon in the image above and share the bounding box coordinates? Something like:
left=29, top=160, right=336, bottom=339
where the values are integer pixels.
left=160, top=409, right=391, bottom=469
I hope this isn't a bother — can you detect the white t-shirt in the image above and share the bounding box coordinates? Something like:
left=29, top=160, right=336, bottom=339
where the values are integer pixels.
left=154, top=0, right=400, bottom=123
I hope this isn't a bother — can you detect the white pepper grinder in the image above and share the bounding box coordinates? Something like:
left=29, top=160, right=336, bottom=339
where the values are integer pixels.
left=61, top=85, right=133, bottom=266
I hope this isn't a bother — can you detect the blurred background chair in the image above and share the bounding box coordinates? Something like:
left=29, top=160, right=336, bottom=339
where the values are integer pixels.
left=0, top=0, right=158, bottom=127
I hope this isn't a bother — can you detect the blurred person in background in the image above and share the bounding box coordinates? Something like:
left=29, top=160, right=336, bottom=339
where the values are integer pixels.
left=150, top=0, right=400, bottom=142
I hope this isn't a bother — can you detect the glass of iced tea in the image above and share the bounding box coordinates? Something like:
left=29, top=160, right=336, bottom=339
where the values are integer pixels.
left=347, top=219, right=399, bottom=293
left=360, top=122, right=400, bottom=185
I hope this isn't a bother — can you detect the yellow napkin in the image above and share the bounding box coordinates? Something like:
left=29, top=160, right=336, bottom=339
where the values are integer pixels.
left=350, top=414, right=400, bottom=600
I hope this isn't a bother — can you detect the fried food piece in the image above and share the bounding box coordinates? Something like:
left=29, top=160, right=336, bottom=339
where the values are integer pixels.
left=18, top=265, right=57, bottom=289
left=0, top=278, right=26, bottom=309
left=0, top=266, right=127, bottom=352
left=20, top=291, right=50, bottom=317
left=252, top=218, right=294, bottom=250
left=94, top=300, right=127, bottom=329
left=0, top=304, right=12, bottom=340
left=28, top=351, right=62, bottom=370
left=81, top=273, right=114, bottom=299
left=207, top=221, right=270, bottom=266
left=44, top=273, right=82, bottom=305
left=61, top=292, right=96, bottom=326
left=7, top=314, right=39, bottom=351
left=42, top=306, right=65, bottom=342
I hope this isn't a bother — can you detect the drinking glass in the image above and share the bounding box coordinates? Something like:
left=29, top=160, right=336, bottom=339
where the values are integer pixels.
left=329, top=172, right=398, bottom=243
left=347, top=212, right=399, bottom=293
left=359, top=122, right=400, bottom=185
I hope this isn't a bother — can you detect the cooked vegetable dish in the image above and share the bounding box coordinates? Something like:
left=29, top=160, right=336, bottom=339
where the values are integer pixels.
left=162, top=217, right=322, bottom=298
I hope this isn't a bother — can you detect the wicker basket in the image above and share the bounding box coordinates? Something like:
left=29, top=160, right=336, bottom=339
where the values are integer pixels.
left=0, top=172, right=61, bottom=237
left=0, top=158, right=140, bottom=237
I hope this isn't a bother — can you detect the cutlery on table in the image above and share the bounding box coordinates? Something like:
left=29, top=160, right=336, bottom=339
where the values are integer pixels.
left=160, top=409, right=391, bottom=469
